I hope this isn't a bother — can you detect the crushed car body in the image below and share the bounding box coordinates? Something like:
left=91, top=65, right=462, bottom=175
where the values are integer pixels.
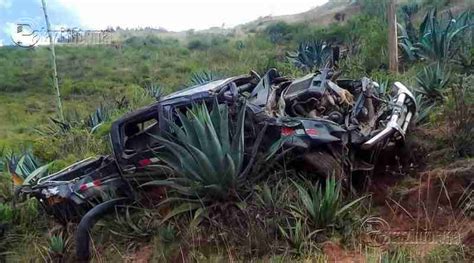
left=14, top=68, right=416, bottom=260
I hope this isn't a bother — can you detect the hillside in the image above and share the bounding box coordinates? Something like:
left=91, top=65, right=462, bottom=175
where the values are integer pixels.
left=0, top=0, right=473, bottom=262
left=238, top=0, right=361, bottom=32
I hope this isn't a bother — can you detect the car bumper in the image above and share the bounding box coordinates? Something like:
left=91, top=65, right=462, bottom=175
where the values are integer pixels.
left=361, top=82, right=417, bottom=149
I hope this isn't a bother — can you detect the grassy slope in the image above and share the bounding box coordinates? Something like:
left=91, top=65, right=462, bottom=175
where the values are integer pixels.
left=0, top=0, right=472, bottom=261
left=0, top=35, right=286, bottom=150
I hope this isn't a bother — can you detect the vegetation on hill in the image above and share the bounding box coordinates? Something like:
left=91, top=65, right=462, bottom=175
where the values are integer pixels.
left=0, top=0, right=472, bottom=261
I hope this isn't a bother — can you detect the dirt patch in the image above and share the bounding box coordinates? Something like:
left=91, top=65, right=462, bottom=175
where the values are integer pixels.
left=370, top=157, right=473, bottom=234
left=322, top=241, right=364, bottom=263
left=125, top=245, right=153, bottom=263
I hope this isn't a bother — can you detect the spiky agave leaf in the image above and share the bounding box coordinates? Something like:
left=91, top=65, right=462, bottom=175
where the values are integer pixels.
left=49, top=236, right=65, bottom=254
left=287, top=40, right=333, bottom=71
left=6, top=152, right=39, bottom=178
left=416, top=62, right=451, bottom=102
left=143, top=83, right=163, bottom=100
left=86, top=104, right=110, bottom=133
left=399, top=9, right=473, bottom=62
left=190, top=71, right=222, bottom=85
left=290, top=177, right=365, bottom=230
left=4, top=151, right=51, bottom=186
left=35, top=118, right=73, bottom=136
left=145, top=100, right=246, bottom=201
left=414, top=93, right=435, bottom=124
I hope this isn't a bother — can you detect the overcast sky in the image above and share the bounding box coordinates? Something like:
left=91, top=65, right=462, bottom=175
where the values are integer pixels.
left=0, top=0, right=328, bottom=46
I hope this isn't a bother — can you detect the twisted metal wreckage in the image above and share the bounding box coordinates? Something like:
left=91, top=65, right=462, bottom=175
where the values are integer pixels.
left=12, top=66, right=416, bottom=260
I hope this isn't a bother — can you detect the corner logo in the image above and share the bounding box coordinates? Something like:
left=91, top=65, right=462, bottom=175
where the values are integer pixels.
left=10, top=18, right=41, bottom=48
left=9, top=17, right=112, bottom=48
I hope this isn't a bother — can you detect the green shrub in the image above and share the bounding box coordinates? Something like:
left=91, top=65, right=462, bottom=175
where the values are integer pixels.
left=379, top=246, right=415, bottom=263
left=422, top=0, right=448, bottom=9
left=13, top=198, right=41, bottom=230
left=0, top=173, right=12, bottom=202
left=339, top=54, right=366, bottom=78
left=123, top=35, right=167, bottom=48
left=265, top=21, right=295, bottom=43
left=350, top=15, right=388, bottom=71
left=446, top=75, right=473, bottom=157
left=33, top=128, right=108, bottom=162
left=425, top=245, right=467, bottom=262
left=0, top=203, right=13, bottom=223
left=358, top=0, right=389, bottom=19
left=187, top=39, right=210, bottom=50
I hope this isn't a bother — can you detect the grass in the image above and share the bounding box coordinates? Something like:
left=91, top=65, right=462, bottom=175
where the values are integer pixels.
left=0, top=2, right=472, bottom=261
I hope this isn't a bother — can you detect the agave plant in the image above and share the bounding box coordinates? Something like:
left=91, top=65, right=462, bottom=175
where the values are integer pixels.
left=190, top=71, right=221, bottom=85
left=287, top=41, right=333, bottom=72
left=290, top=177, right=365, bottom=230
left=86, top=105, right=110, bottom=133
left=416, top=63, right=451, bottom=102
left=255, top=179, right=290, bottom=211
left=414, top=93, right=435, bottom=124
left=5, top=151, right=50, bottom=186
left=145, top=100, right=246, bottom=201
left=398, top=9, right=473, bottom=62
left=373, top=78, right=393, bottom=101
left=399, top=1, right=420, bottom=38
left=109, top=206, right=156, bottom=239
left=49, top=236, right=66, bottom=255
left=35, top=118, right=74, bottom=137
left=278, top=219, right=313, bottom=254
left=143, top=83, right=163, bottom=100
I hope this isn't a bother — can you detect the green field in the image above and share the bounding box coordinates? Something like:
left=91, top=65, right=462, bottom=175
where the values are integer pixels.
left=0, top=0, right=472, bottom=261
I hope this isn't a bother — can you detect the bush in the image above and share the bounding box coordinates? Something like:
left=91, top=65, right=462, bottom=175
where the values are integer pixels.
left=446, top=75, right=473, bottom=157
left=187, top=35, right=228, bottom=51
left=33, top=128, right=108, bottom=162
left=358, top=0, right=389, bottom=18
left=0, top=203, right=13, bottom=223
left=349, top=15, right=388, bottom=71
left=123, top=35, right=166, bottom=48
left=187, top=39, right=210, bottom=50
left=265, top=22, right=295, bottom=43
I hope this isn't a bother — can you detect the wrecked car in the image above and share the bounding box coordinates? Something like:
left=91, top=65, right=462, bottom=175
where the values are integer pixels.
left=15, top=67, right=416, bottom=260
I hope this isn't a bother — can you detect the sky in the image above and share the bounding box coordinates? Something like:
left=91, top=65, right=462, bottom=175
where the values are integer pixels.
left=0, top=0, right=328, bottom=46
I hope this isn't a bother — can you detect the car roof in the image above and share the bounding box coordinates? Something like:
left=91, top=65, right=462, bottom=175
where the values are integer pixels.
left=160, top=77, right=234, bottom=101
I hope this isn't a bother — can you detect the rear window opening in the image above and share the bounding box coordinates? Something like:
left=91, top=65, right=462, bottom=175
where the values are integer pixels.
left=124, top=116, right=160, bottom=153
